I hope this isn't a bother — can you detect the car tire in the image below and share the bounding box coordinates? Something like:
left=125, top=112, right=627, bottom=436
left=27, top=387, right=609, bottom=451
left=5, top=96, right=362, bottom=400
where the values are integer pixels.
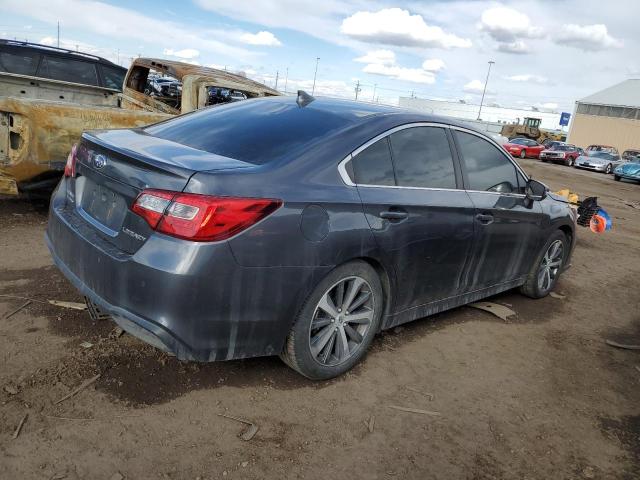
left=280, top=260, right=384, bottom=380
left=614, top=175, right=621, bottom=181
left=605, top=163, right=613, bottom=174
left=520, top=150, right=526, bottom=159
left=567, top=157, right=574, bottom=167
left=520, top=230, right=569, bottom=299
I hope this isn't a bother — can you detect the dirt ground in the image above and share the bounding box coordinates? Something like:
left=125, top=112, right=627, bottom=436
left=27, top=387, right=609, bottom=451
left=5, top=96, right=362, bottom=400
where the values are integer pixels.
left=1, top=160, right=639, bottom=480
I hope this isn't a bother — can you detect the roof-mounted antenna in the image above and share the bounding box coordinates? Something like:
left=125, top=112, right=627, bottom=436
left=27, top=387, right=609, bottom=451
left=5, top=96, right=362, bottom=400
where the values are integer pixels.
left=296, top=90, right=315, bottom=108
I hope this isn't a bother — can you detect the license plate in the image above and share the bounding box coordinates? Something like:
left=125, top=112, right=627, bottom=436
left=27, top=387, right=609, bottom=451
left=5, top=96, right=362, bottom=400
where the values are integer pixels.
left=79, top=177, right=128, bottom=232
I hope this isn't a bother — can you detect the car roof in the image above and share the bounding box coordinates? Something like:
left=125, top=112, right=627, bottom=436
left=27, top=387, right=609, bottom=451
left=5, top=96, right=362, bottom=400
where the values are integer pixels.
left=0, top=38, right=124, bottom=70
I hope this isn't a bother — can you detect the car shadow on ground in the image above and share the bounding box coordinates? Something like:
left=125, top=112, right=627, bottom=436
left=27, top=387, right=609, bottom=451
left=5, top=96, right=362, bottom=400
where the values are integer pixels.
left=1, top=263, right=568, bottom=407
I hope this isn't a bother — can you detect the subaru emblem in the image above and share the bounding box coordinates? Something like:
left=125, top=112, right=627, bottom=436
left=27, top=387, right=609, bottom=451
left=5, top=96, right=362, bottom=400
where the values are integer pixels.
left=93, top=154, right=107, bottom=169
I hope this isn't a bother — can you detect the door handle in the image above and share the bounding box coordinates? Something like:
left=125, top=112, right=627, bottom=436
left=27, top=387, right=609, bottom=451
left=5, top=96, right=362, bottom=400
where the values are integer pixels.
left=380, top=210, right=408, bottom=220
left=476, top=213, right=494, bottom=225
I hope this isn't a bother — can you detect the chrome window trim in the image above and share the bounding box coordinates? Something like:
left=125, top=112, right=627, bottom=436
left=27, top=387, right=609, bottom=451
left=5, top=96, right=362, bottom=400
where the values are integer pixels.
left=336, top=122, right=530, bottom=198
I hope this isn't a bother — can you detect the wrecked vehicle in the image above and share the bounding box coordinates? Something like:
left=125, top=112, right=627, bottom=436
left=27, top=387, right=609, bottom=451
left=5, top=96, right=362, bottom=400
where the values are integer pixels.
left=46, top=95, right=577, bottom=380
left=1, top=54, right=280, bottom=195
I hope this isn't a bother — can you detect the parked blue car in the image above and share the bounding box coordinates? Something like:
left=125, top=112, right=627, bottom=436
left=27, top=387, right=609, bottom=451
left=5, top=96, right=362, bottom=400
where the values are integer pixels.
left=614, top=157, right=640, bottom=183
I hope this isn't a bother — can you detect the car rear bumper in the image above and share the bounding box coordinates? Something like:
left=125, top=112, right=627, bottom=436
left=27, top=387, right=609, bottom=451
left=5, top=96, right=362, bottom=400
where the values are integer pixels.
left=46, top=182, right=330, bottom=362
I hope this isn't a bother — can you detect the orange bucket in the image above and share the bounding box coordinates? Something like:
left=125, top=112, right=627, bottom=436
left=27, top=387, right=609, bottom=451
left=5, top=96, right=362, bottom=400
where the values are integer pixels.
left=590, top=214, right=606, bottom=233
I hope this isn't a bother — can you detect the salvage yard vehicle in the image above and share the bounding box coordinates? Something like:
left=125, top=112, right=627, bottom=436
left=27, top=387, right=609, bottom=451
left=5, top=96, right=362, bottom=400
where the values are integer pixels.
left=575, top=145, right=624, bottom=174
left=503, top=137, right=545, bottom=159
left=622, top=149, right=640, bottom=161
left=614, top=156, right=640, bottom=183
left=46, top=95, right=577, bottom=380
left=0, top=55, right=279, bottom=196
left=539, top=143, right=581, bottom=166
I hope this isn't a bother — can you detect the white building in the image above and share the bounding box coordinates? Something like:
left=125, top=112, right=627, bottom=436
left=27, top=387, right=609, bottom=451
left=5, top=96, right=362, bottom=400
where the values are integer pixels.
left=398, top=97, right=563, bottom=131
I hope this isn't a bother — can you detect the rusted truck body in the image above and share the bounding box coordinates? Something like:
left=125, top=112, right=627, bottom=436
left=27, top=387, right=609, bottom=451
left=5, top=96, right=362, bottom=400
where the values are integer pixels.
left=0, top=58, right=280, bottom=195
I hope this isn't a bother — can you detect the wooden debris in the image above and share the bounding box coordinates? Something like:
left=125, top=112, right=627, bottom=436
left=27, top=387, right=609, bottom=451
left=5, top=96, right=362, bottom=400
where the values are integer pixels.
left=4, top=300, right=32, bottom=319
left=549, top=292, right=566, bottom=299
left=218, top=413, right=259, bottom=441
left=388, top=405, right=441, bottom=416
left=605, top=339, right=640, bottom=350
left=79, top=341, right=93, bottom=349
left=12, top=413, right=28, bottom=439
left=366, top=415, right=375, bottom=433
left=406, top=386, right=434, bottom=401
left=468, top=302, right=516, bottom=322
left=48, top=300, right=87, bottom=311
left=54, top=374, right=101, bottom=405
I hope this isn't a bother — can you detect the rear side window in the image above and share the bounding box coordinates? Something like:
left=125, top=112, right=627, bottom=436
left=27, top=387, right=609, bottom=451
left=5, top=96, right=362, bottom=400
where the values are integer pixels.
left=0, top=50, right=40, bottom=75
left=456, top=131, right=521, bottom=194
left=389, top=127, right=456, bottom=189
left=351, top=138, right=395, bottom=186
left=38, top=56, right=98, bottom=86
left=100, top=65, right=126, bottom=90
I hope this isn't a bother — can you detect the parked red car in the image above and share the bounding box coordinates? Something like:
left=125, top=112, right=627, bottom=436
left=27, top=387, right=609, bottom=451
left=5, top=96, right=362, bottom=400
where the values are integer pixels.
left=539, top=143, right=583, bottom=166
left=503, top=137, right=545, bottom=159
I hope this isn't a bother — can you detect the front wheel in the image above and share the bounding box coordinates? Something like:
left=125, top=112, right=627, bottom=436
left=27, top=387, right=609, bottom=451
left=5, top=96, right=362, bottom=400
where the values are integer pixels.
left=605, top=163, right=613, bottom=174
left=280, top=260, right=383, bottom=379
left=567, top=157, right=574, bottom=167
left=520, top=231, right=569, bottom=299
left=520, top=150, right=527, bottom=159
left=614, top=175, right=621, bottom=181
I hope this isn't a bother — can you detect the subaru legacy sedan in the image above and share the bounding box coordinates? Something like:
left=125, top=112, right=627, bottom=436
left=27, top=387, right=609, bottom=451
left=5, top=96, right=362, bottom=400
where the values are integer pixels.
left=46, top=95, right=576, bottom=379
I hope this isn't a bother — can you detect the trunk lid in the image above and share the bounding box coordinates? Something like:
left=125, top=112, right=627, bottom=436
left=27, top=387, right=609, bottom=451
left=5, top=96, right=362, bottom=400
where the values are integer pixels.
left=70, top=128, right=253, bottom=252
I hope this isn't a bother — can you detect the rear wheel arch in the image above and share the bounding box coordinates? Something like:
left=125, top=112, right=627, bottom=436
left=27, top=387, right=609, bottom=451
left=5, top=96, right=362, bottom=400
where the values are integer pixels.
left=558, top=225, right=573, bottom=245
left=354, top=256, right=393, bottom=329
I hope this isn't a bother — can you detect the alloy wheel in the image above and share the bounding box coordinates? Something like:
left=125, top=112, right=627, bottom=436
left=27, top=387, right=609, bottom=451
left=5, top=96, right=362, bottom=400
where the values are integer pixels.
left=606, top=163, right=612, bottom=174
left=538, top=240, right=564, bottom=292
left=309, top=276, right=375, bottom=366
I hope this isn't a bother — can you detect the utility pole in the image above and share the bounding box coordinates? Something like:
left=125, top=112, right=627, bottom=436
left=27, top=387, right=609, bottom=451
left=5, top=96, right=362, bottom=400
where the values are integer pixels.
left=477, top=60, right=495, bottom=121
left=56, top=21, right=60, bottom=48
left=284, top=67, right=289, bottom=93
left=372, top=84, right=377, bottom=102
left=354, top=80, right=361, bottom=100
left=275, top=70, right=279, bottom=90
left=410, top=90, right=415, bottom=99
left=312, top=57, right=320, bottom=95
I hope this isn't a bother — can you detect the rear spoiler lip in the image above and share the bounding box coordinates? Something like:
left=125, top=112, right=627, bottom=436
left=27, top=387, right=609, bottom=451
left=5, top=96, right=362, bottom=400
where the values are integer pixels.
left=80, top=129, right=254, bottom=176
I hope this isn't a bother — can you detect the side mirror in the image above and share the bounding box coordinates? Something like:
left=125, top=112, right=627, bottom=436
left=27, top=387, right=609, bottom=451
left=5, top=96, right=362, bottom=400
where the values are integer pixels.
left=525, top=178, right=547, bottom=201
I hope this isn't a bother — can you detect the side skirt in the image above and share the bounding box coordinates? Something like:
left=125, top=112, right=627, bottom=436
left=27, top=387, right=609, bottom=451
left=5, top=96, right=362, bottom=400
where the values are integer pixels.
left=382, top=278, right=525, bottom=330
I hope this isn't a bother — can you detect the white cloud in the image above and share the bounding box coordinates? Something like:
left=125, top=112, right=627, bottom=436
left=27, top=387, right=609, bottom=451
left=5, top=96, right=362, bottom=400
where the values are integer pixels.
left=341, top=8, right=472, bottom=49
left=163, top=48, right=200, bottom=59
left=497, top=40, right=530, bottom=54
left=505, top=74, right=548, bottom=84
left=354, top=49, right=396, bottom=65
left=363, top=63, right=436, bottom=84
left=554, top=24, right=622, bottom=51
left=239, top=31, right=282, bottom=47
left=422, top=58, right=445, bottom=72
left=478, top=7, right=544, bottom=42
left=463, top=79, right=492, bottom=94
left=2, top=0, right=260, bottom=62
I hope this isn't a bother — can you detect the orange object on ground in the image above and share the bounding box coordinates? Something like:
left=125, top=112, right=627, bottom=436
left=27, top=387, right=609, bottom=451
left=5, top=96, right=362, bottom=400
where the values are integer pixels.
left=590, top=214, right=606, bottom=233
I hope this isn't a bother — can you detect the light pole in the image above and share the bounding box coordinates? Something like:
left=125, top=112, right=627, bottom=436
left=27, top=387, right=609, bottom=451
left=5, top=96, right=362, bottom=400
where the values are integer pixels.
left=477, top=60, right=495, bottom=121
left=312, top=57, right=320, bottom=95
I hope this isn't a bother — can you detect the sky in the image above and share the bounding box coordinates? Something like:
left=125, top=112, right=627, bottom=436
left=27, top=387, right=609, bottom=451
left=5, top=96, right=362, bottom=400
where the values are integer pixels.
left=1, top=0, right=638, bottom=113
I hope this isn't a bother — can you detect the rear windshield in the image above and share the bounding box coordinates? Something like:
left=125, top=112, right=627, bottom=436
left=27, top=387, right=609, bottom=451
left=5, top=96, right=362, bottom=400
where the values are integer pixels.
left=146, top=99, right=356, bottom=165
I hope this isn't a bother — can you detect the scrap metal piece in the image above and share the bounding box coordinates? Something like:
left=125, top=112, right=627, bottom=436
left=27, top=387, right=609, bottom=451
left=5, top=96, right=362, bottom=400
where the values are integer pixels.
left=468, top=302, right=516, bottom=321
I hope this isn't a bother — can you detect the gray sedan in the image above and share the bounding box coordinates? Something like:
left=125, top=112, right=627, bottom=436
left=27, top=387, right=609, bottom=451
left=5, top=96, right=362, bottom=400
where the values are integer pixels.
left=574, top=151, right=624, bottom=174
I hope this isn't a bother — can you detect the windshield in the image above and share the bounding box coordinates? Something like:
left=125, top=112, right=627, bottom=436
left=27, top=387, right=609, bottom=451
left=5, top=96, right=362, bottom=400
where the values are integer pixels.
left=588, top=151, right=616, bottom=160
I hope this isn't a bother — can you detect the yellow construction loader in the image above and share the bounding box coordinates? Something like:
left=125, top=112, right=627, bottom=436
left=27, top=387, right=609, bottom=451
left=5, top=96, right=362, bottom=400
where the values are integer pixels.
left=500, top=117, right=566, bottom=143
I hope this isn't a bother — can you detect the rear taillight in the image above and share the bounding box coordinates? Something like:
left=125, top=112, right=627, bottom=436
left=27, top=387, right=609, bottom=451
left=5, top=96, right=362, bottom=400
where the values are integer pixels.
left=132, top=189, right=282, bottom=242
left=64, top=143, right=78, bottom=178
